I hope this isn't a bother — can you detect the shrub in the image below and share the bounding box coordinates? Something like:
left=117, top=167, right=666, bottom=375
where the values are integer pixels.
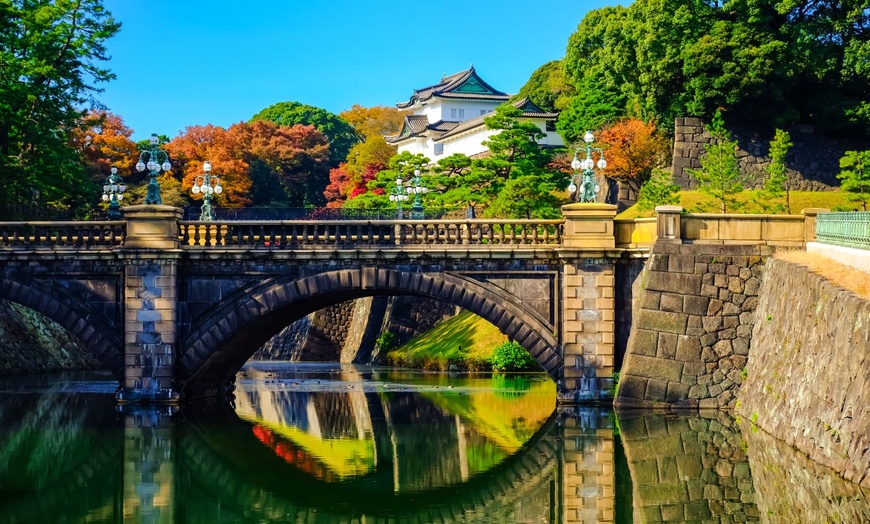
left=376, top=331, right=397, bottom=353
left=490, top=341, right=539, bottom=372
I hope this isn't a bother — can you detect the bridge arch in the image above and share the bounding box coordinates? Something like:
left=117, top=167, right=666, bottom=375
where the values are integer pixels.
left=179, top=268, right=562, bottom=397
left=0, top=277, right=124, bottom=381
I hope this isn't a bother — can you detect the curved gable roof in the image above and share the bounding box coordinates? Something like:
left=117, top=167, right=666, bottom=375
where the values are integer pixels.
left=396, top=66, right=510, bottom=109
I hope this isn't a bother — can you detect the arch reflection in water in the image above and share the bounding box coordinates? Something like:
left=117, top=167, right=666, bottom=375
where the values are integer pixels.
left=232, top=364, right=557, bottom=491
left=2, top=371, right=869, bottom=522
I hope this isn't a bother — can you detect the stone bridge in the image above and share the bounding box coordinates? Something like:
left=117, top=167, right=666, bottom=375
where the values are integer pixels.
left=0, top=204, right=821, bottom=404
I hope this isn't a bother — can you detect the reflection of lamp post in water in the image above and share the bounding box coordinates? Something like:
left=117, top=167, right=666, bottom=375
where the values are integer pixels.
left=101, top=165, right=126, bottom=220
left=190, top=161, right=223, bottom=221
left=388, top=176, right=409, bottom=219
left=568, top=131, right=607, bottom=203
left=136, top=133, right=172, bottom=205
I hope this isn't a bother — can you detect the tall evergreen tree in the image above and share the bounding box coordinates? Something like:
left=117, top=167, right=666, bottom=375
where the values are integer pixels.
left=0, top=0, right=120, bottom=215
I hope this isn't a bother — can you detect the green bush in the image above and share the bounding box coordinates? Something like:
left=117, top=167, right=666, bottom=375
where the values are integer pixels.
left=490, top=341, right=539, bottom=372
left=376, top=331, right=397, bottom=353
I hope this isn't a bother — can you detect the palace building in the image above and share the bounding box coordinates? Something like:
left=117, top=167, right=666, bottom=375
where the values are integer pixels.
left=386, top=66, right=563, bottom=160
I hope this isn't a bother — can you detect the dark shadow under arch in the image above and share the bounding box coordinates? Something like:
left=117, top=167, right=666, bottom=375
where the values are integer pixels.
left=0, top=278, right=124, bottom=381
left=179, top=268, right=562, bottom=398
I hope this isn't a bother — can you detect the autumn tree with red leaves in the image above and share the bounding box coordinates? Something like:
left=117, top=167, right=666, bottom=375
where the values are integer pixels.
left=596, top=118, right=670, bottom=194
left=71, top=110, right=138, bottom=184
left=167, top=120, right=331, bottom=208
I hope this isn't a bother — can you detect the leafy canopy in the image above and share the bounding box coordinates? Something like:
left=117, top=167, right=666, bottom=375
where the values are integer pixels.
left=251, top=101, right=359, bottom=164
left=0, top=0, right=120, bottom=214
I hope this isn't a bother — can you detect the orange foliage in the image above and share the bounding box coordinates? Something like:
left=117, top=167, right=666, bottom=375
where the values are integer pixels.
left=339, top=104, right=403, bottom=138
left=166, top=121, right=330, bottom=208
left=72, top=110, right=138, bottom=182
left=597, top=119, right=670, bottom=190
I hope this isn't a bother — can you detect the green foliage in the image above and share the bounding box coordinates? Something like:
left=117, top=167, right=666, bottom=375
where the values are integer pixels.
left=251, top=101, right=360, bottom=164
left=558, top=0, right=870, bottom=135
left=686, top=111, right=743, bottom=213
left=0, top=0, right=120, bottom=214
left=556, top=80, right=626, bottom=144
left=375, top=331, right=397, bottom=353
left=609, top=372, right=620, bottom=398
left=636, top=168, right=680, bottom=211
left=757, top=129, right=793, bottom=213
left=837, top=150, right=870, bottom=211
left=514, top=60, right=575, bottom=112
left=490, top=341, right=539, bottom=372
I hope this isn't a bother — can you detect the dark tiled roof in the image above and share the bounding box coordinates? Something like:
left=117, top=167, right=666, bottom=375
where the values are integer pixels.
left=385, top=117, right=462, bottom=144
left=435, top=97, right=558, bottom=141
left=396, top=66, right=510, bottom=109
left=385, top=115, right=430, bottom=143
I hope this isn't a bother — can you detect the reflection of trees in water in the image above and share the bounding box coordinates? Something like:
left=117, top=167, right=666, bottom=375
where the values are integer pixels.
left=181, top=401, right=560, bottom=523
left=0, top=392, right=122, bottom=523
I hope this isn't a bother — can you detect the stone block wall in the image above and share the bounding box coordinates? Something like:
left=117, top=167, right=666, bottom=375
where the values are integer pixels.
left=672, top=117, right=868, bottom=191
left=616, top=243, right=772, bottom=409
left=383, top=296, right=457, bottom=348
left=737, top=258, right=870, bottom=488
left=0, top=299, right=99, bottom=373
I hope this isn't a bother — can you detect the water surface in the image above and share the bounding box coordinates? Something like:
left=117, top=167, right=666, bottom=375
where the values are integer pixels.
left=0, top=364, right=867, bottom=523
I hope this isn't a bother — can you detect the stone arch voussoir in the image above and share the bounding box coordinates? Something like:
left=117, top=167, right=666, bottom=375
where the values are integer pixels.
left=180, top=268, right=563, bottom=397
left=0, top=278, right=123, bottom=380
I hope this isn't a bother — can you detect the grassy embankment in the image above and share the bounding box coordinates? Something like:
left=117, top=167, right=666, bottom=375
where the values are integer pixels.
left=385, top=310, right=508, bottom=371
left=616, top=189, right=860, bottom=219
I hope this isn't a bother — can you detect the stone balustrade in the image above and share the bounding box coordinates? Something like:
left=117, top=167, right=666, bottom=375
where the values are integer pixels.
left=0, top=221, right=125, bottom=248
left=178, top=219, right=564, bottom=248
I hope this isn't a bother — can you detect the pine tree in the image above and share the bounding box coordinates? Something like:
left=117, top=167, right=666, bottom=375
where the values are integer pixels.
left=687, top=111, right=743, bottom=213
left=838, top=150, right=870, bottom=211
left=757, top=129, right=792, bottom=213
left=636, top=168, right=680, bottom=212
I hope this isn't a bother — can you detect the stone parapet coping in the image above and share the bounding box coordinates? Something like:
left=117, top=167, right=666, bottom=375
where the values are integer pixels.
left=806, top=242, right=870, bottom=273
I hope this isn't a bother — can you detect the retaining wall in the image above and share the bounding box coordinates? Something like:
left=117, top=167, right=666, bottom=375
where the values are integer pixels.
left=616, top=243, right=772, bottom=409
left=736, top=258, right=870, bottom=488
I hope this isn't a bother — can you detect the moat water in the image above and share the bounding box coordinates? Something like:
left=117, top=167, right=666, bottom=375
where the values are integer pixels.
left=0, top=363, right=867, bottom=523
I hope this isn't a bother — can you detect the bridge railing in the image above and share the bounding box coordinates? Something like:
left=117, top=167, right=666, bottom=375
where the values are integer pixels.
left=816, top=211, right=870, bottom=250
left=0, top=221, right=126, bottom=249
left=179, top=219, right=563, bottom=248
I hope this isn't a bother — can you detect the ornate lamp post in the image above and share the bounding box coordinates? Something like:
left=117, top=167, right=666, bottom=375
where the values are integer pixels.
left=388, top=176, right=410, bottom=219
left=136, top=133, right=172, bottom=205
left=569, top=131, right=607, bottom=203
left=101, top=165, right=126, bottom=220
left=190, top=161, right=223, bottom=221
left=409, top=166, right=429, bottom=219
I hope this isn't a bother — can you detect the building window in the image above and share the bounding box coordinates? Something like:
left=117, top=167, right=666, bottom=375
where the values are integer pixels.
left=458, top=109, right=465, bottom=119
left=434, top=143, right=444, bottom=155
left=480, top=109, right=487, bottom=116
left=450, top=108, right=457, bottom=119
left=546, top=120, right=556, bottom=132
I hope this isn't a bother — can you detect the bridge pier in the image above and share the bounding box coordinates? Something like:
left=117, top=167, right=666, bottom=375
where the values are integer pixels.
left=116, top=205, right=183, bottom=404
left=558, top=204, right=618, bottom=404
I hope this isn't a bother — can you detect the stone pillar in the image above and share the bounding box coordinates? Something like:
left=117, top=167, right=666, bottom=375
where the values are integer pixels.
left=655, top=205, right=683, bottom=243
left=561, top=203, right=617, bottom=249
left=801, top=207, right=829, bottom=243
left=559, top=203, right=617, bottom=403
left=117, top=205, right=183, bottom=404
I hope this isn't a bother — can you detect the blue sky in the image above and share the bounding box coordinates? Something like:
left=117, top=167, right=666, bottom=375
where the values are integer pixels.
left=99, top=1, right=613, bottom=141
